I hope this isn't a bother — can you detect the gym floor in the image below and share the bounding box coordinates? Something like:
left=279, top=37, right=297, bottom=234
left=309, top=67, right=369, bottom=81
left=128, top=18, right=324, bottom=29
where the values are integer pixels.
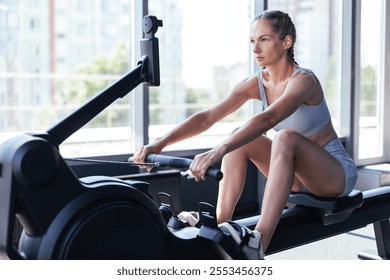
left=266, top=224, right=377, bottom=260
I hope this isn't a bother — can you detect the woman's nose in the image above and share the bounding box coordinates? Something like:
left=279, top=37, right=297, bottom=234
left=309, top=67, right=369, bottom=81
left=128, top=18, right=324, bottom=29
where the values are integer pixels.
left=252, top=42, right=260, bottom=53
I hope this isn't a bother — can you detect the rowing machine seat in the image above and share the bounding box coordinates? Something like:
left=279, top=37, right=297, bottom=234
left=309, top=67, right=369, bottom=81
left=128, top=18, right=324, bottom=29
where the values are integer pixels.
left=288, top=190, right=363, bottom=225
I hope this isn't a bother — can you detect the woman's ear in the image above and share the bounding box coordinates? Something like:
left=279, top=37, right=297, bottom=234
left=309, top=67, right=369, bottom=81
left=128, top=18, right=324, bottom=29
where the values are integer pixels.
left=283, top=35, right=293, bottom=49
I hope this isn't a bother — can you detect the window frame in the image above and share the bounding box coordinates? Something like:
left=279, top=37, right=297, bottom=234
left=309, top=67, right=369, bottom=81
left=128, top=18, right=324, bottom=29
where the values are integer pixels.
left=130, top=0, right=148, bottom=151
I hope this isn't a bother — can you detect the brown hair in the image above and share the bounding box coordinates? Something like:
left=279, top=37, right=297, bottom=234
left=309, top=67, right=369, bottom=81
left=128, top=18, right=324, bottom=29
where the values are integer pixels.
left=254, top=10, right=298, bottom=65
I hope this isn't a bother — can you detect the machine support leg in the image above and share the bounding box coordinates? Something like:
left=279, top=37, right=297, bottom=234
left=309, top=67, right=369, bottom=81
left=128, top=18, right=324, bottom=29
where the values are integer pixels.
left=373, top=219, right=390, bottom=259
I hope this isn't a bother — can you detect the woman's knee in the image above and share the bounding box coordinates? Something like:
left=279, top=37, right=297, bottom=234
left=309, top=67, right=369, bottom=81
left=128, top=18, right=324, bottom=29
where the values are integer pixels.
left=225, top=134, right=269, bottom=160
left=272, top=129, right=301, bottom=152
left=222, top=146, right=248, bottom=166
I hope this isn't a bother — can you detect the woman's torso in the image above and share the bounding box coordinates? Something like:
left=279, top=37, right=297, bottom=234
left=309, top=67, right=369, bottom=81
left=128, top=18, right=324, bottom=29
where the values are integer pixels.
left=257, top=67, right=337, bottom=145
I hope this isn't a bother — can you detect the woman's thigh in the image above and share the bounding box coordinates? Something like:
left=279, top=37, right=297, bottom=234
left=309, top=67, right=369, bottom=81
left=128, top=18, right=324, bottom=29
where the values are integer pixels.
left=285, top=134, right=347, bottom=197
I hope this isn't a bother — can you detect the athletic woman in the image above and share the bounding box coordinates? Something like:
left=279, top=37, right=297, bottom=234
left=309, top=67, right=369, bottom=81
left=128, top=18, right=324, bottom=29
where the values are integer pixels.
left=131, top=10, right=357, bottom=259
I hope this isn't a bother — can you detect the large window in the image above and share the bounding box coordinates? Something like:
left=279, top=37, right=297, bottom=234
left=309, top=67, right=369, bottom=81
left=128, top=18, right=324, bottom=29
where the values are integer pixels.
left=0, top=0, right=389, bottom=166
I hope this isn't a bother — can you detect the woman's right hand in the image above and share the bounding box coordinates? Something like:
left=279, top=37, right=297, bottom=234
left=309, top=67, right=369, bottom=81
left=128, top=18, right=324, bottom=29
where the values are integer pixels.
left=129, top=143, right=163, bottom=172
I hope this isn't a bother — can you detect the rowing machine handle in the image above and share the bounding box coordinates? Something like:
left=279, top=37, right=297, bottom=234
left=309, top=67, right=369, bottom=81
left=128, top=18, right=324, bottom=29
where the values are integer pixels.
left=145, top=154, right=223, bottom=182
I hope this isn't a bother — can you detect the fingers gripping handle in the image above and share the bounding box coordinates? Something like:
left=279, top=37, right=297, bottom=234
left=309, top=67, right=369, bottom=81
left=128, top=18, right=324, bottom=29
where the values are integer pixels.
left=145, top=154, right=223, bottom=182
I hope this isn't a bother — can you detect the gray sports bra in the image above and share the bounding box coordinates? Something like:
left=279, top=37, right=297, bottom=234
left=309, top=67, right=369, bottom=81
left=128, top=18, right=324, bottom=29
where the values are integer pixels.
left=257, top=67, right=331, bottom=137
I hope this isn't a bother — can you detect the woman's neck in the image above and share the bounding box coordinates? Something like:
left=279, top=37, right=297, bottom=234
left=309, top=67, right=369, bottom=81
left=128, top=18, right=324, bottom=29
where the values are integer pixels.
left=265, top=61, right=297, bottom=84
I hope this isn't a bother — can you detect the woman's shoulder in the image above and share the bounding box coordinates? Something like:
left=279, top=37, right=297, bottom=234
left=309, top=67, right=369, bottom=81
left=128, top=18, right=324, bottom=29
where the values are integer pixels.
left=293, top=66, right=315, bottom=76
left=227, top=73, right=262, bottom=101
left=291, top=67, right=320, bottom=86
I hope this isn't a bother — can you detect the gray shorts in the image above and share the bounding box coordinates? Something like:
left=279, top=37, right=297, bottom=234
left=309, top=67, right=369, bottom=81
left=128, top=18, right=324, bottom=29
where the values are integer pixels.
left=300, top=137, right=358, bottom=197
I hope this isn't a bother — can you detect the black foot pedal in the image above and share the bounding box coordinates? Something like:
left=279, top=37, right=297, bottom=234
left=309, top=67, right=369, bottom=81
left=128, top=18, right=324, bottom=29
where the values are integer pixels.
left=197, top=202, right=224, bottom=243
left=157, top=192, right=183, bottom=229
left=196, top=203, right=250, bottom=259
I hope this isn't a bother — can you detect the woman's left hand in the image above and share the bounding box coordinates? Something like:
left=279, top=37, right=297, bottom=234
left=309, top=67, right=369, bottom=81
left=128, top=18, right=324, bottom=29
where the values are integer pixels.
left=189, top=147, right=224, bottom=182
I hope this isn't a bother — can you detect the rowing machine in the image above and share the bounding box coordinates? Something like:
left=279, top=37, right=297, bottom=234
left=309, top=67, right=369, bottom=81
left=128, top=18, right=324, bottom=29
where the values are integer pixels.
left=0, top=16, right=232, bottom=260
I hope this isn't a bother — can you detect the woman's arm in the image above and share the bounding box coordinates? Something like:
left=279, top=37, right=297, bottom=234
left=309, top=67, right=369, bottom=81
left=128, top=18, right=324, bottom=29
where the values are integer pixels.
left=189, top=73, right=317, bottom=180
left=131, top=74, right=260, bottom=164
left=225, top=73, right=316, bottom=152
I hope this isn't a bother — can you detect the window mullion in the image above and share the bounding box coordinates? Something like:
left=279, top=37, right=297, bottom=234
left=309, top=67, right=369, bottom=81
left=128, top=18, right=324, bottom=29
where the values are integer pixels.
left=341, top=0, right=359, bottom=161
left=130, top=0, right=148, bottom=151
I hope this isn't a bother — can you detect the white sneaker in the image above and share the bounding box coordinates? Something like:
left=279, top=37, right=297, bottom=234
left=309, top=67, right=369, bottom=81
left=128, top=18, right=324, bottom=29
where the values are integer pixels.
left=218, top=222, right=265, bottom=260
left=178, top=211, right=199, bottom=227
left=242, top=229, right=265, bottom=260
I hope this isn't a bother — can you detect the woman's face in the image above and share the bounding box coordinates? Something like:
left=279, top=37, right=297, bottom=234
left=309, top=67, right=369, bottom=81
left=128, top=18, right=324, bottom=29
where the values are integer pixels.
left=250, top=19, right=288, bottom=67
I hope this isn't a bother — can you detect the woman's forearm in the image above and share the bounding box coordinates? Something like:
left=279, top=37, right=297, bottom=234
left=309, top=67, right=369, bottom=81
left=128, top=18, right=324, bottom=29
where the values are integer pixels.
left=217, top=113, right=272, bottom=155
left=153, top=111, right=216, bottom=150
